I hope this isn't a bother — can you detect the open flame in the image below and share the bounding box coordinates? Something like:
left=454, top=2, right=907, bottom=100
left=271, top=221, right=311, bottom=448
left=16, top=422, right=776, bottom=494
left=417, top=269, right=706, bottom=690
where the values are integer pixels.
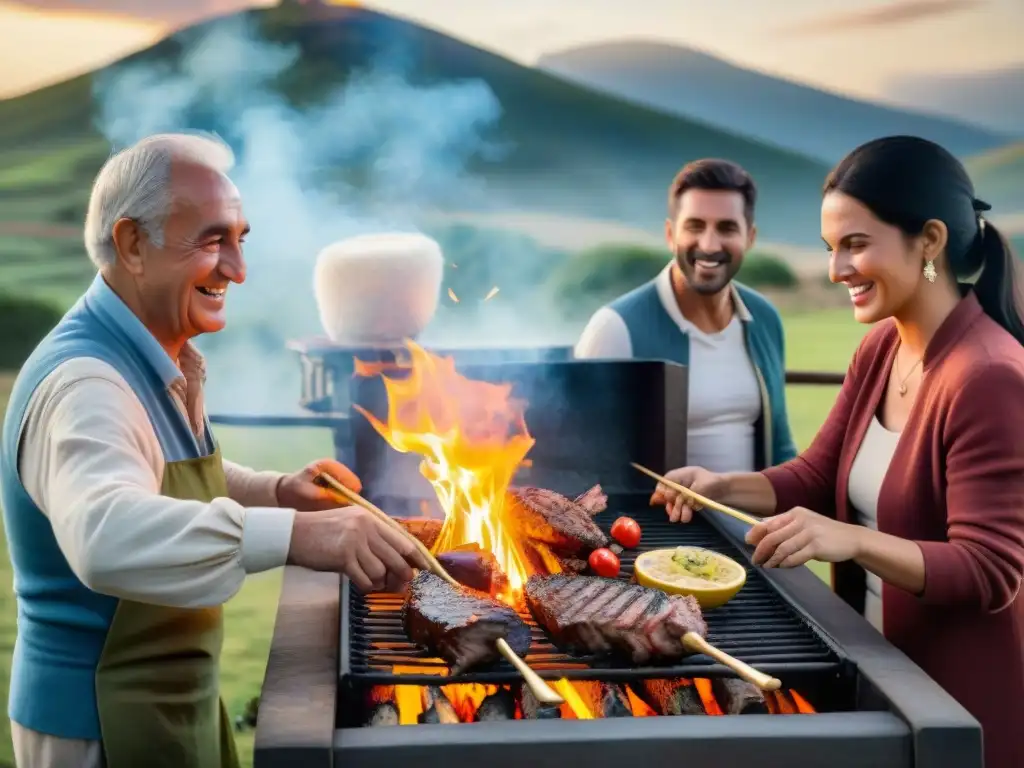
left=354, top=340, right=537, bottom=603
left=372, top=671, right=816, bottom=724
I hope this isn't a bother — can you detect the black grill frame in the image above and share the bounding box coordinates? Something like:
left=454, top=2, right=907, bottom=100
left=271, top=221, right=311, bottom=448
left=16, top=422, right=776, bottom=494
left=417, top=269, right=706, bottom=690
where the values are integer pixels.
left=339, top=494, right=848, bottom=692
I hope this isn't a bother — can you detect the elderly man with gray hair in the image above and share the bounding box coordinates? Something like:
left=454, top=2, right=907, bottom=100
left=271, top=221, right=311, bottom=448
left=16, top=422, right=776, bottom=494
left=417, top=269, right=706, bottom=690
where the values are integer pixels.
left=0, top=133, right=427, bottom=768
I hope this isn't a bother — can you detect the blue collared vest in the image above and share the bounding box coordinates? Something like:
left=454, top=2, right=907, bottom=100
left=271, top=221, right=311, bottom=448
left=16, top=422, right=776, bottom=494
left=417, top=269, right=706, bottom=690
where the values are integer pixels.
left=0, top=275, right=214, bottom=738
left=607, top=278, right=797, bottom=470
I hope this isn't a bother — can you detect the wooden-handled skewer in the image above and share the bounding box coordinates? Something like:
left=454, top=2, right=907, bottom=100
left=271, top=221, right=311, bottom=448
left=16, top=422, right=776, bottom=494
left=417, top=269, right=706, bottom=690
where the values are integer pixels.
left=631, top=463, right=782, bottom=691
left=682, top=634, right=781, bottom=691
left=631, top=462, right=760, bottom=527
left=314, top=471, right=565, bottom=706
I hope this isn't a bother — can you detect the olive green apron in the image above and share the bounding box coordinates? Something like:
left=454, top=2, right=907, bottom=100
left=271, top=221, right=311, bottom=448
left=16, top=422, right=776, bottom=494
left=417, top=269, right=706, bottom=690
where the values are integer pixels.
left=95, top=446, right=240, bottom=768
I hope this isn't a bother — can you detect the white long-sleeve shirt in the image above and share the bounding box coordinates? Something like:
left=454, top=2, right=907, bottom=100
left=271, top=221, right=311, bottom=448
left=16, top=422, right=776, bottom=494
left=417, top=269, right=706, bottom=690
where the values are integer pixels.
left=16, top=356, right=295, bottom=609
left=11, top=348, right=298, bottom=768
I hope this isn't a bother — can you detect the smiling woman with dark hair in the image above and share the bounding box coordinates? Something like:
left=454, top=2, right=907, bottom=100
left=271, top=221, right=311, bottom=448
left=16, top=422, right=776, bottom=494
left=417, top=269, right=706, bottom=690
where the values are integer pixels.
left=653, top=136, right=1024, bottom=768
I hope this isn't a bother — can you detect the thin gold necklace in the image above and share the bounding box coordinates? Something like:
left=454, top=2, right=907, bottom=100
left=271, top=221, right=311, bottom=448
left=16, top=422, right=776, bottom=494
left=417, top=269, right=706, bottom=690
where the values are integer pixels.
left=894, top=347, right=923, bottom=396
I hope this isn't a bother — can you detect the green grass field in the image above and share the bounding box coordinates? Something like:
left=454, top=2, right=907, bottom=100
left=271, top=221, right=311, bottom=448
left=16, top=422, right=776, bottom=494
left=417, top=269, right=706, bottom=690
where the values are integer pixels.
left=0, top=304, right=864, bottom=767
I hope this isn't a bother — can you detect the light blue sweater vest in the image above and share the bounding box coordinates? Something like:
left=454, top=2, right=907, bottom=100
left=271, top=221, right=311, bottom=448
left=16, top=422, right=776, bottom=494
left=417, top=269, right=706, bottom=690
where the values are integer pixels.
left=0, top=274, right=214, bottom=739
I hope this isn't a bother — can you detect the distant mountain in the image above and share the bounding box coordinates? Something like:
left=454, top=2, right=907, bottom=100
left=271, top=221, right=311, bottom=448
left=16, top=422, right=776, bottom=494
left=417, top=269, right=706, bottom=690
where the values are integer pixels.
left=885, top=66, right=1024, bottom=138
left=967, top=142, right=1024, bottom=213
left=0, top=5, right=831, bottom=248
left=537, top=40, right=1011, bottom=163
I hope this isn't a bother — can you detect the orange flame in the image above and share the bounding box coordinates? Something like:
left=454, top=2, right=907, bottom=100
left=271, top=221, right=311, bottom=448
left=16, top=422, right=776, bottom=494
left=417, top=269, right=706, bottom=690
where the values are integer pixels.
left=354, top=341, right=536, bottom=602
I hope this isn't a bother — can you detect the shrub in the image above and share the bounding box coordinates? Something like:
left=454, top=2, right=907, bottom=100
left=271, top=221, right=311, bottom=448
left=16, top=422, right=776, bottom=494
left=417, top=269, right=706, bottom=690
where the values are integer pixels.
left=548, top=242, right=666, bottom=320
left=738, top=252, right=798, bottom=289
left=0, top=293, right=64, bottom=370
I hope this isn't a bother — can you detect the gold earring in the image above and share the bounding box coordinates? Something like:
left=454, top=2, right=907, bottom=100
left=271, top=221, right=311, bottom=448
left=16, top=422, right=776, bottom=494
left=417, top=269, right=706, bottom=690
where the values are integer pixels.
left=923, top=260, right=937, bottom=283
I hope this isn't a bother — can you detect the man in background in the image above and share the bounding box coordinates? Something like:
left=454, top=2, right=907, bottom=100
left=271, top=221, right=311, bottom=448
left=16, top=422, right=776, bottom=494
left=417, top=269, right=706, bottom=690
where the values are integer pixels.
left=575, top=159, right=797, bottom=525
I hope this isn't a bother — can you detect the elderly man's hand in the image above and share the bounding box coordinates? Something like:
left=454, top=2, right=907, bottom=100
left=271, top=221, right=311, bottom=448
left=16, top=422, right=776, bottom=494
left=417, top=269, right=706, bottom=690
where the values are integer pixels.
left=277, top=459, right=362, bottom=512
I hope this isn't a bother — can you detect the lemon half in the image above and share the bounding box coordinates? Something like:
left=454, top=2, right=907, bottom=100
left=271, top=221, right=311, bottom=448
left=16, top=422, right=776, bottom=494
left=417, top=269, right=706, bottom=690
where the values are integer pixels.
left=634, top=546, right=747, bottom=609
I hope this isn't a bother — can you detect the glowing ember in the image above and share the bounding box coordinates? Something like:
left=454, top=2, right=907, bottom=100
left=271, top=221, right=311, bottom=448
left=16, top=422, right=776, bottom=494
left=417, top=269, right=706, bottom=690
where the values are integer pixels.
left=354, top=341, right=536, bottom=603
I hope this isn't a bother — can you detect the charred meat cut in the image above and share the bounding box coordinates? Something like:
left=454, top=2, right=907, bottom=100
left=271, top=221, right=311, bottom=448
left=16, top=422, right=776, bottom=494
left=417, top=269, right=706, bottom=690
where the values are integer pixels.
left=435, top=545, right=509, bottom=597
left=403, top=572, right=531, bottom=675
left=508, top=487, right=609, bottom=555
left=396, top=518, right=443, bottom=550
left=574, top=484, right=608, bottom=516
left=525, top=574, right=708, bottom=664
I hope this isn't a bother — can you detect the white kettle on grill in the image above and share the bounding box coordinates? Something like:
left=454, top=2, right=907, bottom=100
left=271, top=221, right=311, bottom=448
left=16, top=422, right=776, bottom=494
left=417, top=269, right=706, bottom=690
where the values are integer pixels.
left=313, top=232, right=444, bottom=346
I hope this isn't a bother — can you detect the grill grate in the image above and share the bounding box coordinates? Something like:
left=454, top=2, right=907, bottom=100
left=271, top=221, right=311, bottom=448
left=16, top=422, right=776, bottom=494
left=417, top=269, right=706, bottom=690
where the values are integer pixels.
left=340, top=496, right=844, bottom=686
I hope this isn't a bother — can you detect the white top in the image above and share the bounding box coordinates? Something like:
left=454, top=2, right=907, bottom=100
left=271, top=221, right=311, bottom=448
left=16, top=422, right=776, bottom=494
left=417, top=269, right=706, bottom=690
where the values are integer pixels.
left=12, top=344, right=296, bottom=767
left=575, top=264, right=761, bottom=473
left=847, top=415, right=902, bottom=633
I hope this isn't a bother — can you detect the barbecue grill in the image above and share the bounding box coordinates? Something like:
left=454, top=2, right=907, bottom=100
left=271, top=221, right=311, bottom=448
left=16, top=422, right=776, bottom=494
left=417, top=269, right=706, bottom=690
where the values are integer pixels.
left=216, top=341, right=982, bottom=768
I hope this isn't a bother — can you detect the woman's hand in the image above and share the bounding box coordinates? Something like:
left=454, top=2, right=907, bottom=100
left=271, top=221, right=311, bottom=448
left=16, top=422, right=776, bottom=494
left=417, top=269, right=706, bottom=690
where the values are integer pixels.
left=277, top=459, right=362, bottom=512
left=745, top=507, right=863, bottom=568
left=649, top=466, right=725, bottom=523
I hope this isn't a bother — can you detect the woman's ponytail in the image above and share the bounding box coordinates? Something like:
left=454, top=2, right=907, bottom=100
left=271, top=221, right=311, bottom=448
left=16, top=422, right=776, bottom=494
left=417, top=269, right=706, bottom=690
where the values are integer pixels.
left=972, top=219, right=1024, bottom=346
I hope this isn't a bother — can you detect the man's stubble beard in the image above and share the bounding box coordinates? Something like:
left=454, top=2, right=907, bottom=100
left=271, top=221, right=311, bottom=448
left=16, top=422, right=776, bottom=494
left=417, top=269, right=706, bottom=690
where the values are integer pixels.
left=673, top=246, right=742, bottom=297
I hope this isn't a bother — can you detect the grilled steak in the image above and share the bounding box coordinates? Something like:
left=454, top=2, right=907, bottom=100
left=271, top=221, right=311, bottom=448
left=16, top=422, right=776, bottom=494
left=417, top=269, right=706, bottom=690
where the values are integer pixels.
left=403, top=572, right=531, bottom=675
left=435, top=546, right=509, bottom=597
left=509, top=487, right=609, bottom=554
left=574, top=484, right=608, bottom=516
left=525, top=574, right=708, bottom=664
left=396, top=517, right=443, bottom=550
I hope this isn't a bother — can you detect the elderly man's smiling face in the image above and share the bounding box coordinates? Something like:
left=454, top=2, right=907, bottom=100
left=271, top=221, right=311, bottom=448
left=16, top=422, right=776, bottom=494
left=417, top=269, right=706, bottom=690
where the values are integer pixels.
left=113, top=160, right=248, bottom=352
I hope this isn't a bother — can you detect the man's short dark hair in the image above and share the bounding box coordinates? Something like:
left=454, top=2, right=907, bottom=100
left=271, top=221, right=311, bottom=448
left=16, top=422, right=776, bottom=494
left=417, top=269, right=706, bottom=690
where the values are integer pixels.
left=668, top=159, right=757, bottom=224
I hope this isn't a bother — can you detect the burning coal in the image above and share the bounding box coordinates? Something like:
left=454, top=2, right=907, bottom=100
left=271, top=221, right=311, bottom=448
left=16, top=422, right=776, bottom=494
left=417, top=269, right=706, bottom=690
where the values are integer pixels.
left=363, top=676, right=816, bottom=725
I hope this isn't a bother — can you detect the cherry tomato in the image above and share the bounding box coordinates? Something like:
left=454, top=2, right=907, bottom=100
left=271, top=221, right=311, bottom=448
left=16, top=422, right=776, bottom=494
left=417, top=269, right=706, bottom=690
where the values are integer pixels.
left=610, top=517, right=642, bottom=549
left=588, top=548, right=621, bottom=578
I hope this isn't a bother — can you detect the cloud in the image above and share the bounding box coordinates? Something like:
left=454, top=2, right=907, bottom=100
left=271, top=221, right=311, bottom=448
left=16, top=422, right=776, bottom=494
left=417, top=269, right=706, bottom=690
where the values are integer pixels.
left=6, top=0, right=269, bottom=25
left=781, top=0, right=986, bottom=36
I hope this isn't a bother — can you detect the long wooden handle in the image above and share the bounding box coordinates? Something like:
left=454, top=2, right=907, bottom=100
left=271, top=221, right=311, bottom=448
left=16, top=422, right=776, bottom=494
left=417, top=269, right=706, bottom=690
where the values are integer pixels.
left=631, top=462, right=760, bottom=527
left=314, top=471, right=459, bottom=586
left=314, top=470, right=565, bottom=706
left=682, top=632, right=781, bottom=691
left=496, top=639, right=565, bottom=705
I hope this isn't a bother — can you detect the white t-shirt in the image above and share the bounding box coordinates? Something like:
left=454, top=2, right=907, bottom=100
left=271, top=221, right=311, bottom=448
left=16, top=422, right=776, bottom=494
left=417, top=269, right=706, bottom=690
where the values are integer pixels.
left=575, top=265, right=761, bottom=473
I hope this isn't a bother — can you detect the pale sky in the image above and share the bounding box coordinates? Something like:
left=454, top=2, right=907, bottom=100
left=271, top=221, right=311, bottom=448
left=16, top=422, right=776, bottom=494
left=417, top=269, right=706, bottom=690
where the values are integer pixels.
left=1, top=0, right=1022, bottom=102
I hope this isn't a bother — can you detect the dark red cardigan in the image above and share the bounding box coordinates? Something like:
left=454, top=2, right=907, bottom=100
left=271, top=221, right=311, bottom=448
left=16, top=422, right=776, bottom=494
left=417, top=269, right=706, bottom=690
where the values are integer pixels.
left=763, top=293, right=1024, bottom=768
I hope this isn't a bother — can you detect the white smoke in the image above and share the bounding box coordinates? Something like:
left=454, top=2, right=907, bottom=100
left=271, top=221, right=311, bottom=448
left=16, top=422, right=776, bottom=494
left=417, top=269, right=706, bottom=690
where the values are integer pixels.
left=91, top=12, right=568, bottom=415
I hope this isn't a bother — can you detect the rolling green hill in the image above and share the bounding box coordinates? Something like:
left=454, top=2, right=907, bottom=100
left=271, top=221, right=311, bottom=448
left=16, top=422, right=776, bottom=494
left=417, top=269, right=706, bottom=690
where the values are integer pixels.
left=0, top=2, right=830, bottom=273
left=967, top=141, right=1024, bottom=214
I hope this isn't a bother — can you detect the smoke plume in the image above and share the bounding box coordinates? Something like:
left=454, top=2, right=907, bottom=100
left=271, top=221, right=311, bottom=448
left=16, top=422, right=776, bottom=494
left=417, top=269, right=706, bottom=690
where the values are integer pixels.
left=91, top=12, right=568, bottom=416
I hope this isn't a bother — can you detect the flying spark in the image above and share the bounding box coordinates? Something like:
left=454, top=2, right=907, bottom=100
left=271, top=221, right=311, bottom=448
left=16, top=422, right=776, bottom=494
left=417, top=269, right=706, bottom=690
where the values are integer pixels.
left=484, top=286, right=499, bottom=301
left=448, top=287, right=459, bottom=303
